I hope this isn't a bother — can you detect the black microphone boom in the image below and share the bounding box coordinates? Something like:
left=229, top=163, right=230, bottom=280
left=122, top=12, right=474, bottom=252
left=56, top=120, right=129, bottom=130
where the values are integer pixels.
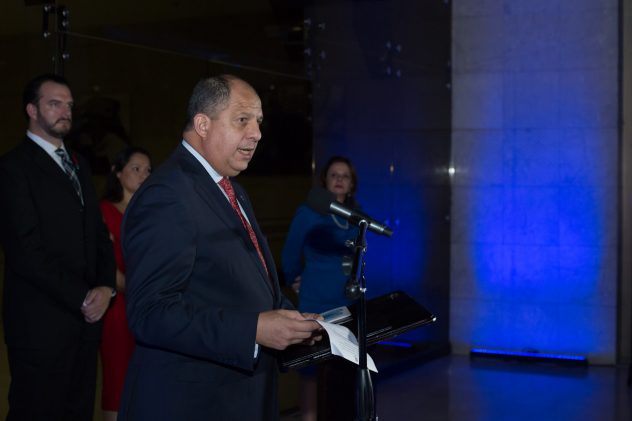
left=307, top=188, right=393, bottom=237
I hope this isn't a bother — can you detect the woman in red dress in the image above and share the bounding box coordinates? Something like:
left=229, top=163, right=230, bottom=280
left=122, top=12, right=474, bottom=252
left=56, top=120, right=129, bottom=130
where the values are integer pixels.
left=100, top=147, right=151, bottom=421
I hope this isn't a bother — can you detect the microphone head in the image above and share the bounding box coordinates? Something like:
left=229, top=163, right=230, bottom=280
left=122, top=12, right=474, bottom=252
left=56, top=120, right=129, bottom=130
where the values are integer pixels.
left=306, top=187, right=335, bottom=215
left=382, top=226, right=394, bottom=237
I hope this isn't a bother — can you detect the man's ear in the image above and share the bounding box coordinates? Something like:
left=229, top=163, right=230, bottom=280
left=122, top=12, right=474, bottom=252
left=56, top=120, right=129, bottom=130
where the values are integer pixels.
left=193, top=113, right=210, bottom=138
left=26, top=103, right=38, bottom=120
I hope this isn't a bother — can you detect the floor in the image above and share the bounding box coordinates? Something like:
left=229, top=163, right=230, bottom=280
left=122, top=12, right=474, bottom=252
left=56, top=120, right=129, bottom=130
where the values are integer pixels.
left=282, top=353, right=632, bottom=421
left=1, top=345, right=631, bottom=420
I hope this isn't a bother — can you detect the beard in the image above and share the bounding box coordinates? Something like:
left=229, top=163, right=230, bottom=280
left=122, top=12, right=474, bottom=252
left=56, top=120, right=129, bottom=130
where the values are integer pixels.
left=42, top=118, right=72, bottom=138
left=37, top=109, right=72, bottom=139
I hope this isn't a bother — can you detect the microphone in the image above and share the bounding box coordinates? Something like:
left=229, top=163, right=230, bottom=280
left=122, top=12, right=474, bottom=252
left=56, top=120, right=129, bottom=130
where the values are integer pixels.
left=306, top=188, right=393, bottom=237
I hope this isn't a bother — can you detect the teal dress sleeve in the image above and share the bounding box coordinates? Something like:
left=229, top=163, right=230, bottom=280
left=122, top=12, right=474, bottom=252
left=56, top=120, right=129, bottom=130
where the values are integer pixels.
left=281, top=205, right=314, bottom=285
left=281, top=204, right=358, bottom=313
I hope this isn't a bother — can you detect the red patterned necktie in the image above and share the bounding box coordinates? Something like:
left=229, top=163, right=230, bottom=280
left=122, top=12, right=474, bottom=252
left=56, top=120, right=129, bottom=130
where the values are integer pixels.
left=218, top=177, right=268, bottom=274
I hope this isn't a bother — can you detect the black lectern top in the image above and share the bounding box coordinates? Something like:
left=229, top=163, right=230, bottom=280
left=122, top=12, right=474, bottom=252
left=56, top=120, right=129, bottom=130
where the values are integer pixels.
left=279, top=291, right=436, bottom=370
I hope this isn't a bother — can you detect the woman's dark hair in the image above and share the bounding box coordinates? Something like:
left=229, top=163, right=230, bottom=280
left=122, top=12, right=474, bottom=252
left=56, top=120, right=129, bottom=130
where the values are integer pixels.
left=319, top=155, right=359, bottom=208
left=103, top=146, right=151, bottom=203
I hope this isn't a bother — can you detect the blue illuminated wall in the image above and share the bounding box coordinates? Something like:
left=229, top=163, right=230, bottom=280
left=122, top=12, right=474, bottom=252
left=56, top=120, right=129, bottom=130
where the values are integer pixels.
left=305, top=0, right=452, bottom=347
left=450, top=1, right=619, bottom=363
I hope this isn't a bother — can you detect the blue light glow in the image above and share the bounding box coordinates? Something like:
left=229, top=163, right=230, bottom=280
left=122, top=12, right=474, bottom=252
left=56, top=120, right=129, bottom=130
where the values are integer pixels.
left=470, top=347, right=587, bottom=362
left=378, top=341, right=415, bottom=349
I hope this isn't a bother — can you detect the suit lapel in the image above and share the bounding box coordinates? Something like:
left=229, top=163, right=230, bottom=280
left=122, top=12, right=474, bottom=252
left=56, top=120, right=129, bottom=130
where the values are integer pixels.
left=23, top=139, right=83, bottom=205
left=176, top=146, right=274, bottom=296
left=233, top=183, right=280, bottom=288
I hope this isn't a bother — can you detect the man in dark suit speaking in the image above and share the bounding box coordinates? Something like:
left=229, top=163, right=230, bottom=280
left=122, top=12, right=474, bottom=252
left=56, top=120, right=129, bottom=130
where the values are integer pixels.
left=0, top=74, right=116, bottom=420
left=119, top=75, right=321, bottom=420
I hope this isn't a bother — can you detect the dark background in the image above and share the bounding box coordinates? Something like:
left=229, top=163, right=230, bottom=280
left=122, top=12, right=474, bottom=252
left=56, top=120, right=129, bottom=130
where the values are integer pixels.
left=0, top=0, right=452, bottom=414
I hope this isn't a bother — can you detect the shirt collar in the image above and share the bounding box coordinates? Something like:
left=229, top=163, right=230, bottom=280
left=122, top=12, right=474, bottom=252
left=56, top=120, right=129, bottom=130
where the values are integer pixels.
left=181, top=140, right=223, bottom=184
left=26, top=130, right=67, bottom=155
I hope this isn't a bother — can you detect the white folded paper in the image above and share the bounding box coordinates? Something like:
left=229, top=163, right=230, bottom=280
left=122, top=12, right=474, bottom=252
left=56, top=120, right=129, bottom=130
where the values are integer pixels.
left=316, top=320, right=378, bottom=373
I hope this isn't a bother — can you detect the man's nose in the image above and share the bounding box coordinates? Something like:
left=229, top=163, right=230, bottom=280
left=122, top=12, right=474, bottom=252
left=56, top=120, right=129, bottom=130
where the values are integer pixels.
left=62, top=104, right=72, bottom=118
left=248, top=121, right=262, bottom=141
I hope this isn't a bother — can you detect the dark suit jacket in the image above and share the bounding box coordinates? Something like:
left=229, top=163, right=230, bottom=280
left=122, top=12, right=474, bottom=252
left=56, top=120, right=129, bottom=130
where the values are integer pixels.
left=0, top=138, right=116, bottom=349
left=119, top=144, right=294, bottom=421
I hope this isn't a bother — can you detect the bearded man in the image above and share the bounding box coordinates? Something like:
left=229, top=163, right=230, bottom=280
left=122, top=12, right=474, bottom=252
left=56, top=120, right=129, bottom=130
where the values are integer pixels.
left=0, top=73, right=116, bottom=421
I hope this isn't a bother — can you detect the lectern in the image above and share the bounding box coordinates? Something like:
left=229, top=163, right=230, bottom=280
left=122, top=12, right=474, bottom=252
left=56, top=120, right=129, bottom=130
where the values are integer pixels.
left=280, top=291, right=436, bottom=420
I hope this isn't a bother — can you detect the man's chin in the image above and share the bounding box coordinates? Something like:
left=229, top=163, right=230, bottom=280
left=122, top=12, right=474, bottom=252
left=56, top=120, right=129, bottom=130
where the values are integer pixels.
left=47, top=128, right=71, bottom=139
left=229, top=161, right=250, bottom=175
left=228, top=168, right=246, bottom=177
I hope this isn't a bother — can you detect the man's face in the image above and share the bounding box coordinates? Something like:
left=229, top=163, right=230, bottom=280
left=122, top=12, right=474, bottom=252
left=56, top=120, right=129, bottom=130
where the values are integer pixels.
left=29, top=81, right=74, bottom=140
left=200, top=80, right=263, bottom=177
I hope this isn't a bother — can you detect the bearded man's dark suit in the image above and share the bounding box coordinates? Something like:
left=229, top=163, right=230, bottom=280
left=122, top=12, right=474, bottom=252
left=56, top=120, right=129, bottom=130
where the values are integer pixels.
left=0, top=138, right=116, bottom=420
left=118, top=143, right=294, bottom=421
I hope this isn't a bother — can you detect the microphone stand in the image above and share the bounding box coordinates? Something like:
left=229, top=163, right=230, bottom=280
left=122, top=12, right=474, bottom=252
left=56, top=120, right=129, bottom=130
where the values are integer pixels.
left=345, top=219, right=376, bottom=421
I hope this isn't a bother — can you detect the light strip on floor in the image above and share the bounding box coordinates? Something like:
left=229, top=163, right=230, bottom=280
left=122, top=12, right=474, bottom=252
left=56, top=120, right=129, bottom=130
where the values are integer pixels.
left=470, top=348, right=588, bottom=364
left=378, top=341, right=414, bottom=349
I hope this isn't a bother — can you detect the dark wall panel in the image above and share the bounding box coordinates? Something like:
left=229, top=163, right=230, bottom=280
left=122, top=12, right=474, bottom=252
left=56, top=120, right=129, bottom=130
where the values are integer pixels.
left=305, top=0, right=452, bottom=349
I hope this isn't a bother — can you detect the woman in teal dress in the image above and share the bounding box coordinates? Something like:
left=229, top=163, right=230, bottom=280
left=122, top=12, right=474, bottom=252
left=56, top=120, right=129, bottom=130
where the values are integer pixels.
left=281, top=156, right=359, bottom=421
